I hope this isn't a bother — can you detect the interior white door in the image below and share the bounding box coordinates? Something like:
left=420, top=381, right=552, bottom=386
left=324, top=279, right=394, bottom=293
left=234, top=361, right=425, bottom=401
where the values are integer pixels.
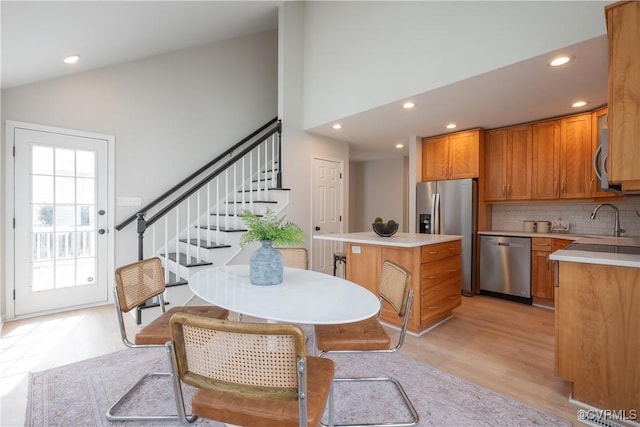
left=311, top=158, right=343, bottom=275
left=13, top=126, right=110, bottom=316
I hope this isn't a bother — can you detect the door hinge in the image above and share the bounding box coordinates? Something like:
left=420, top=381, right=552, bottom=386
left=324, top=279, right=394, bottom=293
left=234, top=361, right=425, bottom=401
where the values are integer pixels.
left=13, top=218, right=15, bottom=228
left=339, top=216, right=342, bottom=222
left=13, top=145, right=15, bottom=157
left=340, top=173, right=342, bottom=179
left=13, top=289, right=16, bottom=300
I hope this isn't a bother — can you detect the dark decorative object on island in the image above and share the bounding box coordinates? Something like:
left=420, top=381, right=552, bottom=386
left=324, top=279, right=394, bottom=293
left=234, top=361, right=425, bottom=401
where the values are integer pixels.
left=372, top=218, right=399, bottom=237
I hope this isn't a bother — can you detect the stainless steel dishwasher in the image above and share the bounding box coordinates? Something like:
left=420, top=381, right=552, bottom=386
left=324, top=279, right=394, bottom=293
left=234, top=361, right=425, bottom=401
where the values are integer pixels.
left=479, top=235, right=532, bottom=304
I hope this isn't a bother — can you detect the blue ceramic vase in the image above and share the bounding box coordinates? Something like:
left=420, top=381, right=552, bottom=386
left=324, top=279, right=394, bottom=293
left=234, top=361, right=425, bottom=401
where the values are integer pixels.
left=250, top=240, right=283, bottom=285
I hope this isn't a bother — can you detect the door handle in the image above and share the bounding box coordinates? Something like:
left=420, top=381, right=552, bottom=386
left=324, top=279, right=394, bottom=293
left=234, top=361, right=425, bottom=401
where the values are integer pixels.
left=315, top=226, right=321, bottom=231
left=98, top=229, right=106, bottom=235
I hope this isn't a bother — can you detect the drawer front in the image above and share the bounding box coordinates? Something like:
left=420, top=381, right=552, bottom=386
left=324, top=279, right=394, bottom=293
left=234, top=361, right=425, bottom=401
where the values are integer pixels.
left=421, top=276, right=461, bottom=323
left=421, top=240, right=461, bottom=263
left=532, top=237, right=552, bottom=251
left=422, top=255, right=461, bottom=291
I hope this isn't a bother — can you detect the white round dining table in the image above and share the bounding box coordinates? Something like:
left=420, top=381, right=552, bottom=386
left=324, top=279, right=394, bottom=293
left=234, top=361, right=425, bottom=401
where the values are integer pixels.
left=188, top=265, right=381, bottom=324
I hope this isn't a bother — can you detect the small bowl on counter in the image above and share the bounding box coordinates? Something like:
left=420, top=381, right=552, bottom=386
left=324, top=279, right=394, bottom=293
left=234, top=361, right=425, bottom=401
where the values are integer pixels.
left=372, top=222, right=399, bottom=237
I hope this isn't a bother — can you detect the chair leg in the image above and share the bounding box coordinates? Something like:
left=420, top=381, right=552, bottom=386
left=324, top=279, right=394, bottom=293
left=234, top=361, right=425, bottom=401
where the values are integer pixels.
left=320, top=376, right=419, bottom=427
left=105, top=371, right=178, bottom=421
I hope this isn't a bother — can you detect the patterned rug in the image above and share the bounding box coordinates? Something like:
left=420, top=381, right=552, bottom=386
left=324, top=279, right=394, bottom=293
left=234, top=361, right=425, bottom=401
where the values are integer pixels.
left=26, top=345, right=571, bottom=426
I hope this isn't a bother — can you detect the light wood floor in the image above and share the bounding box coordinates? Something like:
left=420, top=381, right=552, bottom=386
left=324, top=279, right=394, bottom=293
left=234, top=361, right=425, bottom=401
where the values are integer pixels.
left=0, top=295, right=580, bottom=426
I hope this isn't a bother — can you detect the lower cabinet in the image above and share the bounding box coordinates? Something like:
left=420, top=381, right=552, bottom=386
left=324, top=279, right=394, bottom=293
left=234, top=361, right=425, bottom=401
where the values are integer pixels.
left=531, top=238, right=571, bottom=306
left=345, top=240, right=462, bottom=334
left=555, top=261, right=640, bottom=412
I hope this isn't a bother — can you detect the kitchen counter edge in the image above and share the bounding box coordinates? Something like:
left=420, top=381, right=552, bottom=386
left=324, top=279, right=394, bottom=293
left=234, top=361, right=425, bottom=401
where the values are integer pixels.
left=313, top=232, right=462, bottom=248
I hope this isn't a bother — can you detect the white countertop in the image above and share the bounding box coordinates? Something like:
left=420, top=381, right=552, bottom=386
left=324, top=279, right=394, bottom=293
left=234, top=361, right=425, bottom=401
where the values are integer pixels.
left=188, top=265, right=381, bottom=324
left=313, top=232, right=462, bottom=248
left=480, top=231, right=640, bottom=268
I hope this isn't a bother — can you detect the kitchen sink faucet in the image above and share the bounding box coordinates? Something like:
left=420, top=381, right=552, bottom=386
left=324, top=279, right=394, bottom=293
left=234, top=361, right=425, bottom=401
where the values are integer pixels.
left=590, top=203, right=625, bottom=237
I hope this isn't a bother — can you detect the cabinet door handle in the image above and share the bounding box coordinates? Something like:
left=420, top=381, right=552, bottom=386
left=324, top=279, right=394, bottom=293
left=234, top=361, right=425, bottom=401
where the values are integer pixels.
left=429, top=251, right=438, bottom=255
left=508, top=185, right=511, bottom=197
left=427, top=275, right=439, bottom=279
left=449, top=296, right=458, bottom=300
left=428, top=305, right=438, bottom=309
left=554, top=181, right=558, bottom=196
left=561, top=180, right=565, bottom=194
left=502, top=185, right=506, bottom=197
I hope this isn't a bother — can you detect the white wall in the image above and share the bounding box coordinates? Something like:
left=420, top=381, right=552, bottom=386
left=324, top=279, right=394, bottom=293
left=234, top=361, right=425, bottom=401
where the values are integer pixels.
left=1, top=30, right=278, bottom=318
left=279, top=2, right=351, bottom=255
left=349, top=158, right=407, bottom=232
left=302, top=1, right=609, bottom=129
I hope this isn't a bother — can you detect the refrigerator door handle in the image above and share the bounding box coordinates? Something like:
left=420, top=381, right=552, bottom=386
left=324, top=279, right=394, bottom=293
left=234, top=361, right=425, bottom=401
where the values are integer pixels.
left=432, top=193, right=440, bottom=234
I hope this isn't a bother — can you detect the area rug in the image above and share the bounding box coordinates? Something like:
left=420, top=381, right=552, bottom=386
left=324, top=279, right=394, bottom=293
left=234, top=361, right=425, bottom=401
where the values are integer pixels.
left=26, top=347, right=571, bottom=426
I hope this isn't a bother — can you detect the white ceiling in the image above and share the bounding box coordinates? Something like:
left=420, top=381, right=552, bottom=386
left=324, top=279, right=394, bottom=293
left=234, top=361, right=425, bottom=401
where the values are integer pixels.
left=1, top=1, right=609, bottom=162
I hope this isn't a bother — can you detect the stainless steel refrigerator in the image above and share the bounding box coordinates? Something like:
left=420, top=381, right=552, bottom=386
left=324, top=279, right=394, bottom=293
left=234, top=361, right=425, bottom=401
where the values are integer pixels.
left=416, top=179, right=477, bottom=296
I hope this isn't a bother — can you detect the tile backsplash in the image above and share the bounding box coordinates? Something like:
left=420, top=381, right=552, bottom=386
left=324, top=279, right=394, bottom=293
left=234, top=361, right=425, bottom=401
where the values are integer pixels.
left=491, top=199, right=640, bottom=237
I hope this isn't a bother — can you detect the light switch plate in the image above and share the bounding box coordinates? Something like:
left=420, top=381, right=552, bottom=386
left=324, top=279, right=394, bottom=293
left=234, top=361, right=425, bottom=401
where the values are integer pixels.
left=351, top=246, right=361, bottom=254
left=117, top=196, right=142, bottom=207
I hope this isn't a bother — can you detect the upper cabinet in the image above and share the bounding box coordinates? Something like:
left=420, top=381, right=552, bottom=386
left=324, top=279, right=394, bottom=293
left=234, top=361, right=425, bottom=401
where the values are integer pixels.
left=484, top=125, right=532, bottom=201
left=606, top=1, right=640, bottom=191
left=422, top=129, right=483, bottom=181
left=531, top=114, right=591, bottom=200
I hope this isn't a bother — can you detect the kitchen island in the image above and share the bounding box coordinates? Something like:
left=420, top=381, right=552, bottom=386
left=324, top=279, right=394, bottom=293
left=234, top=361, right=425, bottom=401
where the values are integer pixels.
left=314, top=232, right=463, bottom=334
left=550, top=238, right=639, bottom=416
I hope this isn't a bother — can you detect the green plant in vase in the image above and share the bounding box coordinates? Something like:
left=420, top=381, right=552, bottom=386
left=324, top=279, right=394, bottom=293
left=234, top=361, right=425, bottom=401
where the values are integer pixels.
left=240, top=209, right=304, bottom=285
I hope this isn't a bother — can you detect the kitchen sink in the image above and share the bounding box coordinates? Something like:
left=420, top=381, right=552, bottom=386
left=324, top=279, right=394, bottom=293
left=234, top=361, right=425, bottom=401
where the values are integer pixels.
left=564, top=243, right=640, bottom=255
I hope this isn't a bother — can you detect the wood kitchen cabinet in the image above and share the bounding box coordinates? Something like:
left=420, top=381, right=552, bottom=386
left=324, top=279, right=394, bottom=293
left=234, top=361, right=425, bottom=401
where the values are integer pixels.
left=345, top=240, right=462, bottom=334
left=556, top=261, right=640, bottom=413
left=532, top=114, right=591, bottom=200
left=422, top=129, right=483, bottom=181
left=531, top=238, right=571, bottom=307
left=484, top=125, right=532, bottom=201
left=606, top=1, right=640, bottom=191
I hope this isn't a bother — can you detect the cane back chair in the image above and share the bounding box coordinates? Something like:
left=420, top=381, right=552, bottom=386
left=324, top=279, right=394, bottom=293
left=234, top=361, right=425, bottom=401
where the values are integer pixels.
left=167, top=313, right=335, bottom=427
left=277, top=247, right=309, bottom=270
left=107, top=257, right=229, bottom=421
left=314, top=260, right=419, bottom=426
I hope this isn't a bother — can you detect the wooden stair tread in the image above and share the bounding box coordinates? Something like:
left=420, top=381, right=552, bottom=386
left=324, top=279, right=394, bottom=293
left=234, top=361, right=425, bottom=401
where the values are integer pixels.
left=198, top=225, right=247, bottom=232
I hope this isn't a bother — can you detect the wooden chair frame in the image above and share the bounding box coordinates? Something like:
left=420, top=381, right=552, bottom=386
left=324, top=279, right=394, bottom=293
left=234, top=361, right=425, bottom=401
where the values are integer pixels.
left=167, top=314, right=334, bottom=427
left=316, top=260, right=419, bottom=427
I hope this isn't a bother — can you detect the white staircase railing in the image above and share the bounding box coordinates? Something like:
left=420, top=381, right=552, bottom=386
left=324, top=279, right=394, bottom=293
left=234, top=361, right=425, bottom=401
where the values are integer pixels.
left=115, top=118, right=284, bottom=323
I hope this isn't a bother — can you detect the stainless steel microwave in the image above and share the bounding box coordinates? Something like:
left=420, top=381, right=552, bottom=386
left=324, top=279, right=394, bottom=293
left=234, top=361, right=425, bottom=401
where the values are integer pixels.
left=593, top=128, right=624, bottom=194
left=593, top=128, right=640, bottom=195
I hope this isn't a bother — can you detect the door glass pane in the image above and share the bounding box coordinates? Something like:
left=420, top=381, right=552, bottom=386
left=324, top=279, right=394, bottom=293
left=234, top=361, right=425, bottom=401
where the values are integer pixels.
left=77, top=205, right=95, bottom=228
left=55, top=148, right=75, bottom=176
left=55, top=205, right=75, bottom=229
left=76, top=178, right=95, bottom=204
left=76, top=230, right=96, bottom=257
left=55, top=231, right=75, bottom=258
left=77, top=257, right=95, bottom=285
left=32, top=261, right=54, bottom=291
left=76, top=150, right=95, bottom=178
left=32, top=145, right=53, bottom=175
left=32, top=176, right=54, bottom=203
left=55, top=259, right=75, bottom=288
left=55, top=177, right=75, bottom=203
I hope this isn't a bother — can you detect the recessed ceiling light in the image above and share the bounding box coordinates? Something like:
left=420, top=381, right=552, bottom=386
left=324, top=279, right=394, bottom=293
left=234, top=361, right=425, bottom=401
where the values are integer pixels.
left=446, top=123, right=457, bottom=129
left=395, top=143, right=404, bottom=149
left=549, top=55, right=572, bottom=67
left=572, top=100, right=588, bottom=108
left=402, top=102, right=415, bottom=109
left=64, top=55, right=80, bottom=64
left=332, top=124, right=342, bottom=130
